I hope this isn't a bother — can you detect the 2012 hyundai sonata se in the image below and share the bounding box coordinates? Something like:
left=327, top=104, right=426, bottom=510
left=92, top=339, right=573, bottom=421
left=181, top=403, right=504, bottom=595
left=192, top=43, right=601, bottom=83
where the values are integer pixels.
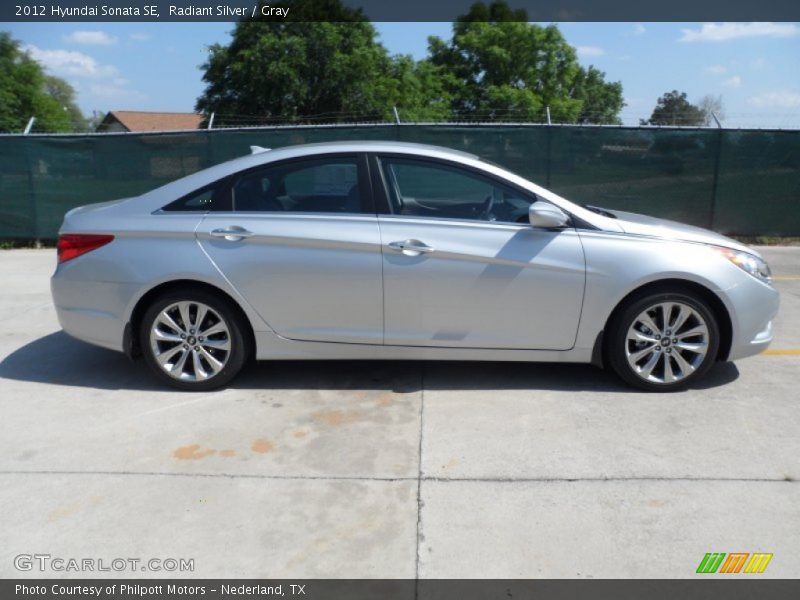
left=51, top=141, right=779, bottom=391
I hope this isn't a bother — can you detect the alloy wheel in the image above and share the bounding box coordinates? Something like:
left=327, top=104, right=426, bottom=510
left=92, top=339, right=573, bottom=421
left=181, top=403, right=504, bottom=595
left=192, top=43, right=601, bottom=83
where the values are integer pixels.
left=149, top=301, right=232, bottom=382
left=625, top=301, right=710, bottom=385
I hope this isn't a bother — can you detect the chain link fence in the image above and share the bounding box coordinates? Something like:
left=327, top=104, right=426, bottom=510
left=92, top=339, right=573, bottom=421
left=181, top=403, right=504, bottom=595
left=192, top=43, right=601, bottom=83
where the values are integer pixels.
left=1, top=123, right=798, bottom=239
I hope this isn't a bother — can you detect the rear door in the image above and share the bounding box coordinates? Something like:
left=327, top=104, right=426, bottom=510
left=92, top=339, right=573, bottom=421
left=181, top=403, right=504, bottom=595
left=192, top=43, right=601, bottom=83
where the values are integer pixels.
left=196, top=153, right=384, bottom=345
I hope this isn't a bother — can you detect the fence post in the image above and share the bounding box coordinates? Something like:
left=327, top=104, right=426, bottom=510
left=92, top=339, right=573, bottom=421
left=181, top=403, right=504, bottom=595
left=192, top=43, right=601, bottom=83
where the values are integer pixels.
left=205, top=127, right=215, bottom=171
left=708, top=113, right=723, bottom=231
left=393, top=107, right=401, bottom=143
left=21, top=115, right=39, bottom=241
left=23, top=116, right=35, bottom=135
left=545, top=110, right=553, bottom=188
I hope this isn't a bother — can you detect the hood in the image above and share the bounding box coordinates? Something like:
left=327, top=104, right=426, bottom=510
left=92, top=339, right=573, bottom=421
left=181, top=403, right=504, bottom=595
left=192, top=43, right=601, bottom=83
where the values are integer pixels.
left=608, top=209, right=759, bottom=257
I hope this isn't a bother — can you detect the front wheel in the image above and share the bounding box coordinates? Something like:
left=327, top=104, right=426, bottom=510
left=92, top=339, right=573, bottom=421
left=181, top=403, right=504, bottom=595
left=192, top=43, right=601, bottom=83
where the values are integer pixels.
left=140, top=289, right=250, bottom=391
left=606, top=291, right=720, bottom=392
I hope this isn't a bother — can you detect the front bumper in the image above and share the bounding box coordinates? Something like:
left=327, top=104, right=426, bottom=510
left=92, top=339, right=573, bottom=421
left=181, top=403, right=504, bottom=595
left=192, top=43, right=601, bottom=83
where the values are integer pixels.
left=724, top=277, right=780, bottom=361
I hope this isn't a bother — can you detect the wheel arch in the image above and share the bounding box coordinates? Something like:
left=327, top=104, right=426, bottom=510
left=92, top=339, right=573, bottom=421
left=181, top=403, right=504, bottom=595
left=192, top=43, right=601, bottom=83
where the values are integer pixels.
left=596, top=278, right=733, bottom=365
left=124, top=279, right=256, bottom=360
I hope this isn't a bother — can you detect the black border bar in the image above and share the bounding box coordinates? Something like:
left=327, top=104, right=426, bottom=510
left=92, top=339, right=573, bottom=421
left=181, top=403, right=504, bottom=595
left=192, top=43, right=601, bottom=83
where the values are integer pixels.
left=4, top=580, right=800, bottom=600
left=3, top=0, right=800, bottom=22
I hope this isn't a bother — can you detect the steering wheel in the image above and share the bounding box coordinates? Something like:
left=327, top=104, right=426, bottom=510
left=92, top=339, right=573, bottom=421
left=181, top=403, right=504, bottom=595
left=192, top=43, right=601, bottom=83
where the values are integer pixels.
left=477, top=194, right=494, bottom=220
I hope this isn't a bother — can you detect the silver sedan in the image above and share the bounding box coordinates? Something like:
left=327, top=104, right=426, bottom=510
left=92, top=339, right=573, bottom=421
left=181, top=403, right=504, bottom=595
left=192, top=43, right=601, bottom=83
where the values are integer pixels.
left=51, top=141, right=779, bottom=391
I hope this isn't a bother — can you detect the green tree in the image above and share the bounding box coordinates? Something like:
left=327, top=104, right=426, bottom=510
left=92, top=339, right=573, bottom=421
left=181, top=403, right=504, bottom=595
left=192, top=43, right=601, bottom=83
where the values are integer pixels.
left=195, top=0, right=624, bottom=125
left=0, top=32, right=84, bottom=132
left=385, top=55, right=452, bottom=122
left=43, top=75, right=87, bottom=131
left=196, top=0, right=432, bottom=124
left=426, top=1, right=624, bottom=123
left=572, top=66, right=624, bottom=125
left=641, top=90, right=706, bottom=126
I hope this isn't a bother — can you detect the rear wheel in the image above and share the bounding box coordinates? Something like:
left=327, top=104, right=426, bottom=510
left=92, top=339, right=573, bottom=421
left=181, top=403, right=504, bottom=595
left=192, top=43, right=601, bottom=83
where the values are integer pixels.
left=140, top=289, right=249, bottom=391
left=606, top=291, right=720, bottom=392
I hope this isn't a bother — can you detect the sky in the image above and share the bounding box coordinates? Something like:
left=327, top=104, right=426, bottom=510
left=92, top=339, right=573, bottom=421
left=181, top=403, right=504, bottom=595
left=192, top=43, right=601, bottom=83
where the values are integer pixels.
left=5, top=21, right=800, bottom=128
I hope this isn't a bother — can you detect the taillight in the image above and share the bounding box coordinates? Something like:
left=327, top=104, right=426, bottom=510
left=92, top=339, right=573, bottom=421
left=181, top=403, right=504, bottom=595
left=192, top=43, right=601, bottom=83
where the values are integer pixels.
left=57, top=234, right=114, bottom=263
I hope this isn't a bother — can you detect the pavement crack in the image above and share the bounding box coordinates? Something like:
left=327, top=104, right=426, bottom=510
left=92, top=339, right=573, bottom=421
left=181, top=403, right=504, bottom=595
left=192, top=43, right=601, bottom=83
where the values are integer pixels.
left=414, top=362, right=426, bottom=588
left=423, top=476, right=798, bottom=484
left=0, top=470, right=411, bottom=482
left=0, top=472, right=794, bottom=484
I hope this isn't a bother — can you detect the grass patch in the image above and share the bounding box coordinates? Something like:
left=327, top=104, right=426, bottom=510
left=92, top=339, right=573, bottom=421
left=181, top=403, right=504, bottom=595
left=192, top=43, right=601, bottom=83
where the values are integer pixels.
left=0, top=239, right=56, bottom=249
left=730, top=236, right=800, bottom=246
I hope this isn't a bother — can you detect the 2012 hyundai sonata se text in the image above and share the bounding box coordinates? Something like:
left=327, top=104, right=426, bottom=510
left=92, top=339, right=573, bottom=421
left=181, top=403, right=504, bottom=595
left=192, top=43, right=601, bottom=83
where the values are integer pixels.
left=51, top=141, right=779, bottom=391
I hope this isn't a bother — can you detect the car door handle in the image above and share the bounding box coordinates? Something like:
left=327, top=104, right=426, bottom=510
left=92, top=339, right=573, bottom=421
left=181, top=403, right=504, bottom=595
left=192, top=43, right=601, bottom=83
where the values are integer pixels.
left=388, top=239, right=434, bottom=256
left=210, top=226, right=254, bottom=241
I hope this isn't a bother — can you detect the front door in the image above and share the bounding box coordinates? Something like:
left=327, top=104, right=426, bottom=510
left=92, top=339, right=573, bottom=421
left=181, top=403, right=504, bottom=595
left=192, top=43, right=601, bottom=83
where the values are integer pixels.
left=375, top=155, right=585, bottom=350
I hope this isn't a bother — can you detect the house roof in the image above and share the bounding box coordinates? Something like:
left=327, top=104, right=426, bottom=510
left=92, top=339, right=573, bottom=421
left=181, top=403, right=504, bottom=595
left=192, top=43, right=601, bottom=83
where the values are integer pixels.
left=103, top=111, right=204, bottom=132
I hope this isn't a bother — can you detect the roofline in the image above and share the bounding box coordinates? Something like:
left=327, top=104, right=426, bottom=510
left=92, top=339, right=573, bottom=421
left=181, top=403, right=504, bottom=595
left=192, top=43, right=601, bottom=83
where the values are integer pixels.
left=250, top=140, right=480, bottom=160
left=108, top=110, right=204, bottom=116
left=96, top=110, right=204, bottom=133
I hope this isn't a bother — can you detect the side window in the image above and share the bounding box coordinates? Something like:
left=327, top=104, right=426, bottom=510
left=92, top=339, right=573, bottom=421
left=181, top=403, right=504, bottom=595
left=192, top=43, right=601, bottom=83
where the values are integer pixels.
left=162, top=185, right=224, bottom=212
left=232, top=157, right=363, bottom=213
left=379, top=157, right=534, bottom=223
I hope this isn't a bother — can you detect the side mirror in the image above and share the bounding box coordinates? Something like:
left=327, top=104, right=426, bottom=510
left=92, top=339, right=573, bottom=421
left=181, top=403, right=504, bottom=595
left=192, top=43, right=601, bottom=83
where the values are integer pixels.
left=529, top=201, right=569, bottom=229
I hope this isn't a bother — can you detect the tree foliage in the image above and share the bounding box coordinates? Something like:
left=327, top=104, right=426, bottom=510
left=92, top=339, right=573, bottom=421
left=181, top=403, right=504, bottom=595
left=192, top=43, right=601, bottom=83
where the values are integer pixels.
left=697, top=94, right=725, bottom=126
left=572, top=66, right=625, bottom=125
left=425, top=1, right=624, bottom=123
left=385, top=56, right=453, bottom=122
left=0, top=32, right=85, bottom=133
left=197, top=1, right=409, bottom=123
left=196, top=0, right=625, bottom=125
left=42, top=75, right=87, bottom=131
left=641, top=90, right=706, bottom=126
left=428, top=21, right=574, bottom=121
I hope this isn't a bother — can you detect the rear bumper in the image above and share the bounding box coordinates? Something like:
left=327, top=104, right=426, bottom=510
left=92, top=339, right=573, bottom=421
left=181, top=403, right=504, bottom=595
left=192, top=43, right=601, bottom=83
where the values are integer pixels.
left=54, top=304, right=124, bottom=352
left=51, top=274, right=137, bottom=353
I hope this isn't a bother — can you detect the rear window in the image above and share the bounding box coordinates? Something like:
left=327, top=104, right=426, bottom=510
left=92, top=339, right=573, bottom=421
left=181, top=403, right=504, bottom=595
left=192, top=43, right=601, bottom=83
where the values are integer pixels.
left=161, top=155, right=364, bottom=214
left=161, top=182, right=228, bottom=212
left=231, top=157, right=363, bottom=213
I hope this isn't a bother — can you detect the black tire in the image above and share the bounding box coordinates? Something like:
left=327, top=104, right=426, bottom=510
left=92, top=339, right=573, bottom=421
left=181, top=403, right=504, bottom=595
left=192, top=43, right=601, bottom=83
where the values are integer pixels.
left=139, top=288, right=250, bottom=391
left=605, top=289, right=720, bottom=392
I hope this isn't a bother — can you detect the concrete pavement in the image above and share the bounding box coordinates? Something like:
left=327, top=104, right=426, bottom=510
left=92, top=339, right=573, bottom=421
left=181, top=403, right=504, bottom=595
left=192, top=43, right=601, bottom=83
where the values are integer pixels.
left=0, top=247, right=798, bottom=578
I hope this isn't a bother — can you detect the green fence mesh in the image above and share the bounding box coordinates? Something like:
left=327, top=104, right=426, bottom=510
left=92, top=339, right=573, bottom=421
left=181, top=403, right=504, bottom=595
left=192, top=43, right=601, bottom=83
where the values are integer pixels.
left=1, top=124, right=798, bottom=239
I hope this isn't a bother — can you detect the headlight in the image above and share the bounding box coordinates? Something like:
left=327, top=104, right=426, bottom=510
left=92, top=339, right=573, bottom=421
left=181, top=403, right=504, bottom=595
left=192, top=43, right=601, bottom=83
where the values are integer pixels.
left=716, top=247, right=772, bottom=284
